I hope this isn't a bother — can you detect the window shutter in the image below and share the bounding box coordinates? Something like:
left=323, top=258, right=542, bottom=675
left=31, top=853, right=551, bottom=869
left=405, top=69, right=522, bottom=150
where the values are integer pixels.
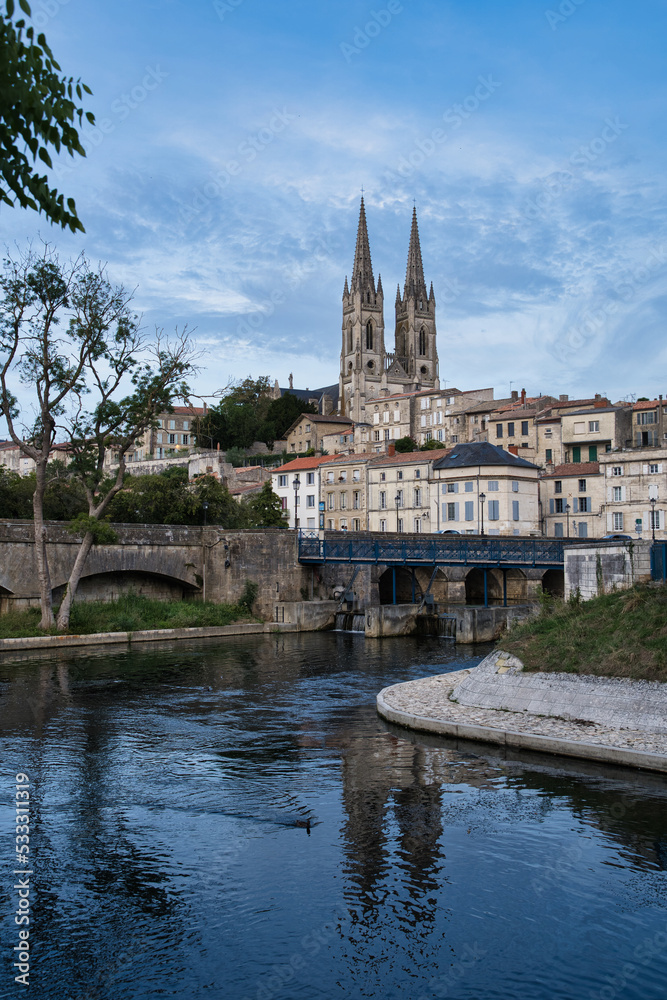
left=607, top=487, right=612, bottom=502
left=621, top=486, right=626, bottom=501
left=512, top=500, right=519, bottom=521
left=442, top=503, right=447, bottom=521
left=606, top=512, right=613, bottom=531
left=572, top=498, right=579, bottom=513
left=643, top=511, right=650, bottom=531
left=659, top=464, right=664, bottom=474
left=454, top=502, right=460, bottom=521
left=465, top=501, right=474, bottom=521
left=661, top=510, right=665, bottom=530
left=643, top=464, right=649, bottom=474
left=549, top=499, right=554, bottom=514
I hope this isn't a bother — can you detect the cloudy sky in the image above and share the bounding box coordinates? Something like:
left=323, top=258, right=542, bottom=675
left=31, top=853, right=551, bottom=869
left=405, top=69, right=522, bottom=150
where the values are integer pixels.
left=2, top=0, right=667, bottom=406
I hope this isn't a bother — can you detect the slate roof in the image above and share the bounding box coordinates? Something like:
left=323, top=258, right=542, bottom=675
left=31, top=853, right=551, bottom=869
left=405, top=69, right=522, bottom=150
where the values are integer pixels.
left=432, top=442, right=539, bottom=470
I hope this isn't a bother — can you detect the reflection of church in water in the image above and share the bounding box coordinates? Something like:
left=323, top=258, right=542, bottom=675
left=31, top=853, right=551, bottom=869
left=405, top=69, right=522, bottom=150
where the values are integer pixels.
left=339, top=197, right=440, bottom=423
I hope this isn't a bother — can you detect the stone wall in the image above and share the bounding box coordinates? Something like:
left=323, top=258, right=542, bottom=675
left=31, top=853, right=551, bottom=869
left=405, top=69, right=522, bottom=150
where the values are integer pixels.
left=565, top=539, right=652, bottom=599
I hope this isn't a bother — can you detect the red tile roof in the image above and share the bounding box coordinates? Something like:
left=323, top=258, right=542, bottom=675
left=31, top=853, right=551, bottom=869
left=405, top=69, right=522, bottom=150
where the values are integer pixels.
left=633, top=399, right=664, bottom=410
left=370, top=448, right=452, bottom=466
left=272, top=455, right=332, bottom=473
left=540, top=462, right=600, bottom=478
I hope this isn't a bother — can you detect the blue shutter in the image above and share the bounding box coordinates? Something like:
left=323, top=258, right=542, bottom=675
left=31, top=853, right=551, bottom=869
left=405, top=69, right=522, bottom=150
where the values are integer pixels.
left=442, top=503, right=447, bottom=520
left=572, top=497, right=579, bottom=513
left=454, top=502, right=459, bottom=521
left=489, top=500, right=499, bottom=521
left=465, top=500, right=474, bottom=521
left=512, top=500, right=519, bottom=521
left=549, top=499, right=554, bottom=514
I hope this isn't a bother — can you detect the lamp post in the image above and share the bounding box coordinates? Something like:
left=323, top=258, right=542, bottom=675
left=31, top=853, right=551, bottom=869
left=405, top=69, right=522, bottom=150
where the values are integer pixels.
left=565, top=502, right=571, bottom=538
left=650, top=496, right=657, bottom=542
left=479, top=492, right=486, bottom=536
left=202, top=501, right=209, bottom=527
left=395, top=492, right=401, bottom=533
left=292, top=476, right=300, bottom=529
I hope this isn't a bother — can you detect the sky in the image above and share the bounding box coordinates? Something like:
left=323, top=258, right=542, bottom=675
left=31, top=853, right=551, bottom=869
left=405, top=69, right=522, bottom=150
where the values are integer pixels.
left=2, top=0, right=667, bottom=410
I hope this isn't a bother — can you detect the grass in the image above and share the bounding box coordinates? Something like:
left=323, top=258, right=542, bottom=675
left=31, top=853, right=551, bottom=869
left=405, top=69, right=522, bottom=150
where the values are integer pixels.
left=0, top=593, right=260, bottom=639
left=501, top=583, right=667, bottom=682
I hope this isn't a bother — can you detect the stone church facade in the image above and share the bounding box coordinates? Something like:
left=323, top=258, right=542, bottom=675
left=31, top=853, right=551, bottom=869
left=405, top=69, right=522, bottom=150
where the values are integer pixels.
left=339, top=197, right=440, bottom=422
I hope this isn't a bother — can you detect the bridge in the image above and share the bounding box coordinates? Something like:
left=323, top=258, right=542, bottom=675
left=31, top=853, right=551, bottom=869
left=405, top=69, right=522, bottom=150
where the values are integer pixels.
left=298, top=532, right=568, bottom=606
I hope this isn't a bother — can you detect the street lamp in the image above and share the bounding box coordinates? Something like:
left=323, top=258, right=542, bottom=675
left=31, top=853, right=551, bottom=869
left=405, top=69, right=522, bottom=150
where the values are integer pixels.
left=650, top=496, right=657, bottom=542
left=565, top=502, right=571, bottom=538
left=293, top=476, right=300, bottom=529
left=395, top=492, right=401, bottom=532
left=202, top=501, right=209, bottom=527
left=479, top=492, right=486, bottom=536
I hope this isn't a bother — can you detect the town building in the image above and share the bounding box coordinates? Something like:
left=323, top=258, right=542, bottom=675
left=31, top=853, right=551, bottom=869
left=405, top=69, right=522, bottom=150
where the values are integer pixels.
left=282, top=413, right=352, bottom=455
left=598, top=449, right=666, bottom=539
left=367, top=448, right=450, bottom=533
left=271, top=455, right=330, bottom=529
left=430, top=442, right=540, bottom=536
left=540, top=462, right=605, bottom=538
left=319, top=453, right=376, bottom=531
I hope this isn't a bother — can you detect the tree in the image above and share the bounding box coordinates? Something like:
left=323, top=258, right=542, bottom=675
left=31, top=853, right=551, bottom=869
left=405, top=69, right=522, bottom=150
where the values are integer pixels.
left=243, top=480, right=287, bottom=528
left=258, top=392, right=317, bottom=449
left=0, top=0, right=94, bottom=232
left=0, top=245, right=198, bottom=630
left=420, top=439, right=443, bottom=450
left=195, top=376, right=275, bottom=451
left=395, top=436, right=417, bottom=453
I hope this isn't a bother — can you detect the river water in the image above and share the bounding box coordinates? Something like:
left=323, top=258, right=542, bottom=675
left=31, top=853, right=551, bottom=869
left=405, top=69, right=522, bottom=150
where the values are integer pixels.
left=0, top=632, right=666, bottom=1000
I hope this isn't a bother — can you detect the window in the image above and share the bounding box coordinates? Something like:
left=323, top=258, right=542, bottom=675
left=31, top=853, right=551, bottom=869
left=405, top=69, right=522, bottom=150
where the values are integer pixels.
left=554, top=480, right=562, bottom=494
left=415, top=469, right=421, bottom=479
left=425, top=431, right=432, bottom=442
left=612, top=466, right=623, bottom=476
left=278, top=475, right=287, bottom=487
left=306, top=495, right=315, bottom=508
left=353, top=491, right=360, bottom=510
left=507, top=422, right=515, bottom=437
left=578, top=497, right=590, bottom=512
left=544, top=428, right=552, bottom=437
left=447, top=483, right=459, bottom=493
left=451, top=435, right=458, bottom=444
left=589, top=420, right=599, bottom=433
left=383, top=411, right=389, bottom=423
left=578, top=522, right=588, bottom=538
left=157, top=432, right=163, bottom=444
left=182, top=434, right=189, bottom=445
left=414, top=488, right=422, bottom=506
left=554, top=522, right=563, bottom=537
left=419, top=327, right=426, bottom=355
left=396, top=490, right=403, bottom=507
left=374, top=430, right=381, bottom=442
left=352, top=519, right=360, bottom=532
left=307, top=472, right=315, bottom=485
left=612, top=486, right=622, bottom=502
left=637, top=411, right=657, bottom=424
left=380, top=519, right=387, bottom=532
left=521, top=421, right=529, bottom=436
left=353, top=469, right=360, bottom=481
left=572, top=446, right=581, bottom=463
left=465, top=482, right=474, bottom=492
left=397, top=519, right=404, bottom=532
left=340, top=520, right=347, bottom=531
left=649, top=464, right=659, bottom=474
left=339, top=470, right=347, bottom=483
left=383, top=429, right=390, bottom=441
left=380, top=472, right=386, bottom=481
left=169, top=434, right=176, bottom=444
left=546, top=449, right=553, bottom=462
left=512, top=500, right=520, bottom=521
left=413, top=518, right=422, bottom=533
left=496, top=424, right=503, bottom=438
left=380, top=491, right=387, bottom=510
left=340, top=493, right=347, bottom=509
left=305, top=424, right=311, bottom=433
left=488, top=481, right=499, bottom=492
left=613, top=512, right=624, bottom=531
left=573, top=421, right=585, bottom=435
left=488, top=500, right=499, bottom=520
left=555, top=498, right=564, bottom=513
left=437, top=430, right=443, bottom=441
left=447, top=502, right=457, bottom=521
left=650, top=509, right=660, bottom=530
left=588, top=446, right=597, bottom=461
left=397, top=471, right=403, bottom=480
left=512, top=481, right=519, bottom=492
left=578, top=479, right=586, bottom=492
left=327, top=471, right=334, bottom=483
left=365, top=321, right=373, bottom=350
left=280, top=497, right=287, bottom=510
left=168, top=419, right=176, bottom=430
left=465, top=500, right=474, bottom=521
left=327, top=493, right=334, bottom=510
left=373, top=412, right=380, bottom=425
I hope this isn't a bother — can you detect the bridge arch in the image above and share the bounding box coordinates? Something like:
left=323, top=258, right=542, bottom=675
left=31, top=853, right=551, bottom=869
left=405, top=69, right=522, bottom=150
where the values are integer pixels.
left=51, top=570, right=200, bottom=605
left=465, top=567, right=527, bottom=605
left=542, top=568, right=564, bottom=598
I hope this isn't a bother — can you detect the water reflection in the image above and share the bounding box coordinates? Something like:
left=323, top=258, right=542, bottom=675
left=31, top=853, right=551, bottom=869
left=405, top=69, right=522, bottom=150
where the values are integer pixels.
left=0, top=634, right=666, bottom=1000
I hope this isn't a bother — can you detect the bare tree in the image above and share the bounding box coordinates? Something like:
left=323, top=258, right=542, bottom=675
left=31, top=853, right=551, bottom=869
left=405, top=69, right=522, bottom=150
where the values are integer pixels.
left=56, top=328, right=198, bottom=630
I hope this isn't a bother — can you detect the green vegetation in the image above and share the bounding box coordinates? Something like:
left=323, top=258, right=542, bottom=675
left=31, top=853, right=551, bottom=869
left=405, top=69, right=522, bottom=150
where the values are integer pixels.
left=502, top=583, right=667, bottom=681
left=195, top=377, right=317, bottom=452
left=0, top=593, right=258, bottom=638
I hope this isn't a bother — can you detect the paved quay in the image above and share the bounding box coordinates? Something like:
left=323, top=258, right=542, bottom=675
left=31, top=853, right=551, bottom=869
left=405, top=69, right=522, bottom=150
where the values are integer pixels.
left=377, top=651, right=667, bottom=774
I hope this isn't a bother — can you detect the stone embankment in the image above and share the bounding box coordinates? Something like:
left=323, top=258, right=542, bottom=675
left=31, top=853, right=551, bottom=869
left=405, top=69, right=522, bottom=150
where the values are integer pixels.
left=377, top=650, right=667, bottom=773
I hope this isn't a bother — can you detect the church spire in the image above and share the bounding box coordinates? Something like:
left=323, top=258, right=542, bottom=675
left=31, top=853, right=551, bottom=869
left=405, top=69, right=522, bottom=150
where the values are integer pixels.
left=403, top=206, right=427, bottom=300
left=351, top=196, right=375, bottom=292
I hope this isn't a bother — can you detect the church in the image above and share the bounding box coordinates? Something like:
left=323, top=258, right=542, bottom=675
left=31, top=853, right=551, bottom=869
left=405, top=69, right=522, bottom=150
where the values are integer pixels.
left=339, top=197, right=440, bottom=421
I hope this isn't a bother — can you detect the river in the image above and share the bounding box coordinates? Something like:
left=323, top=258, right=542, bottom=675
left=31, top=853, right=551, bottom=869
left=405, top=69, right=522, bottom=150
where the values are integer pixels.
left=0, top=632, right=666, bottom=999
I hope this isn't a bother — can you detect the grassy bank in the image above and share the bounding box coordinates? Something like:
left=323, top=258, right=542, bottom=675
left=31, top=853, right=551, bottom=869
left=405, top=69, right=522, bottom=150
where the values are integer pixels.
left=0, top=594, right=259, bottom=639
left=502, top=583, right=667, bottom=681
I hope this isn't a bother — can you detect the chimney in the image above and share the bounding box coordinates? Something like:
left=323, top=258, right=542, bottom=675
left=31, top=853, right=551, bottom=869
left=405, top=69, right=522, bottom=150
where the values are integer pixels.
left=388, top=442, right=395, bottom=457
left=511, top=390, right=519, bottom=401
left=521, top=388, right=526, bottom=404
left=594, top=398, right=606, bottom=408
left=594, top=393, right=601, bottom=400
left=508, top=445, right=519, bottom=456
left=559, top=394, right=569, bottom=402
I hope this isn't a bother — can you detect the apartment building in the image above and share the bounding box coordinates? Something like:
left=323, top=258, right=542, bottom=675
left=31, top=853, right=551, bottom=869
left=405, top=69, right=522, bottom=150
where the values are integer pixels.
left=632, top=398, right=667, bottom=449
left=367, top=448, right=450, bottom=533
left=430, top=442, right=540, bottom=535
left=598, top=449, right=666, bottom=539
left=282, top=414, right=351, bottom=454
left=319, top=453, right=375, bottom=531
left=560, top=402, right=632, bottom=464
left=271, top=455, right=330, bottom=529
left=540, top=462, right=605, bottom=538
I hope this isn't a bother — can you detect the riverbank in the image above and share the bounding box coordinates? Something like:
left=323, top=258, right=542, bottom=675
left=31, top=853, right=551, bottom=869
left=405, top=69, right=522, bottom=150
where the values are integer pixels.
left=377, top=650, right=667, bottom=773
left=502, top=582, right=667, bottom=681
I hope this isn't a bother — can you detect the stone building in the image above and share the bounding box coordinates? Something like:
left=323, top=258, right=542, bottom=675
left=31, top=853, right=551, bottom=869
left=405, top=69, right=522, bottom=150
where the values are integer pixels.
left=282, top=413, right=352, bottom=455
left=271, top=455, right=330, bottom=530
left=540, top=462, right=605, bottom=539
left=339, top=198, right=439, bottom=422
left=367, top=448, right=450, bottom=533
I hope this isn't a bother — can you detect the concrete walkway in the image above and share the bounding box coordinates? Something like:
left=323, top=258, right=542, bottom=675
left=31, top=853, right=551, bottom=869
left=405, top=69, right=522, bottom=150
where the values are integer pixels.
left=377, top=653, right=667, bottom=774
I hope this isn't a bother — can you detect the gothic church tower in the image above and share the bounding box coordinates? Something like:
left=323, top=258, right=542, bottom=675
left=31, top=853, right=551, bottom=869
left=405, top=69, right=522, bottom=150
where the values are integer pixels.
left=392, top=207, right=439, bottom=391
left=339, top=197, right=385, bottom=421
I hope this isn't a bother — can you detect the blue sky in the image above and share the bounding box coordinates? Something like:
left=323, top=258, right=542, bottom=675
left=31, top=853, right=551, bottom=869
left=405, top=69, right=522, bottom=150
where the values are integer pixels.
left=2, top=0, right=667, bottom=406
